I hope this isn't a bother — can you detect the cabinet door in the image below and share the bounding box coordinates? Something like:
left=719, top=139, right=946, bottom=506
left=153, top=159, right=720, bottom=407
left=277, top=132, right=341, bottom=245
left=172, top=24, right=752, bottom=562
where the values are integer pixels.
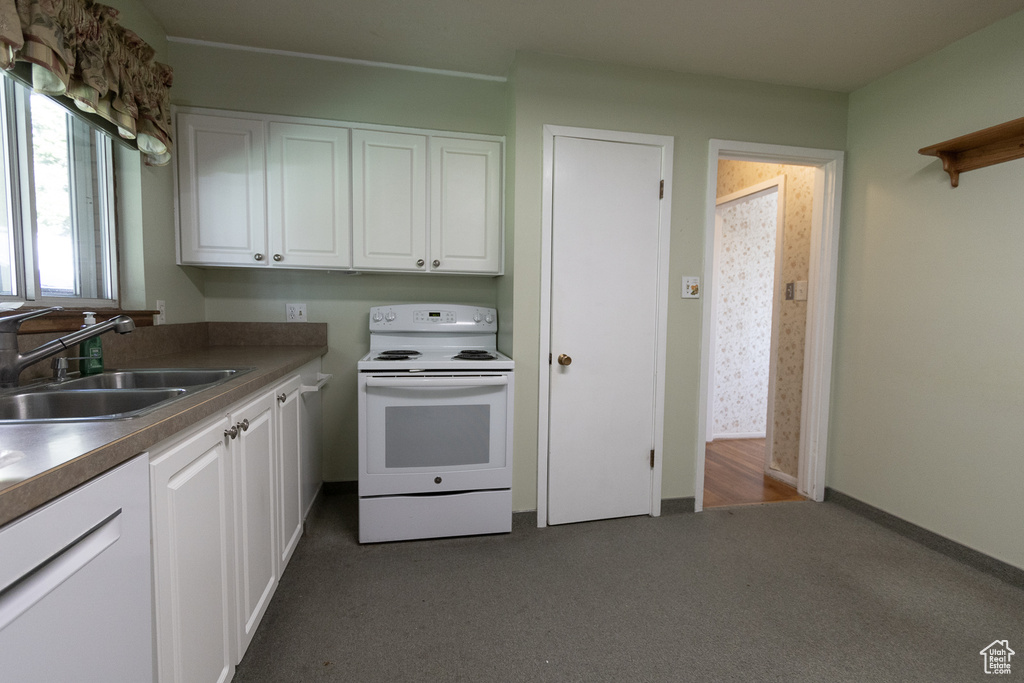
left=151, top=417, right=235, bottom=683
left=177, top=113, right=267, bottom=267
left=0, top=456, right=151, bottom=683
left=275, top=375, right=303, bottom=569
left=230, top=391, right=278, bottom=657
left=430, top=137, right=503, bottom=274
left=298, top=360, right=325, bottom=519
left=352, top=130, right=428, bottom=271
left=267, top=122, right=352, bottom=269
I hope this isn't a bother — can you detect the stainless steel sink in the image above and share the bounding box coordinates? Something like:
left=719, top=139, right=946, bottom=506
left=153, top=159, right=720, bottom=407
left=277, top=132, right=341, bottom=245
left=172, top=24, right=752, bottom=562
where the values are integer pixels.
left=0, top=367, right=253, bottom=422
left=0, top=388, right=187, bottom=422
left=52, top=368, right=245, bottom=390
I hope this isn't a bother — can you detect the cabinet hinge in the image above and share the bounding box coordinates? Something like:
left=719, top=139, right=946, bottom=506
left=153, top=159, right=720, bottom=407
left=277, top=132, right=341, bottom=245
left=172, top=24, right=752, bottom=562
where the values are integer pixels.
left=659, top=180, right=664, bottom=199
left=650, top=449, right=655, bottom=468
left=549, top=353, right=552, bottom=365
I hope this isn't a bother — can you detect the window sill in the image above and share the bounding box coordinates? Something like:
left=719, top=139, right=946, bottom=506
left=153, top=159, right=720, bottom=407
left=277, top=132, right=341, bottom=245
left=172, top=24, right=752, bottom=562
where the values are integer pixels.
left=13, top=308, right=159, bottom=333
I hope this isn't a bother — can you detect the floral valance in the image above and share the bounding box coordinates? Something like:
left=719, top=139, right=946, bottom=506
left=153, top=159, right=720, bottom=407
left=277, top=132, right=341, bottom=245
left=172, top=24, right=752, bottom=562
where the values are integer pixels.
left=0, top=0, right=173, bottom=165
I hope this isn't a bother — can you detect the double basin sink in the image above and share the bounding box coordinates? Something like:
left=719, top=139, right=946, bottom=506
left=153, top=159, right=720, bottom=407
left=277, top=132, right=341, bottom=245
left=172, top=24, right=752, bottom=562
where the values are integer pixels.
left=0, top=368, right=252, bottom=423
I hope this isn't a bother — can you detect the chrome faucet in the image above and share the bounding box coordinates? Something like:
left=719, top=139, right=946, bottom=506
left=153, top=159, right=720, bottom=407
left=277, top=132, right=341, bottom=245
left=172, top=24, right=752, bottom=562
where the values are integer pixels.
left=0, top=307, right=136, bottom=388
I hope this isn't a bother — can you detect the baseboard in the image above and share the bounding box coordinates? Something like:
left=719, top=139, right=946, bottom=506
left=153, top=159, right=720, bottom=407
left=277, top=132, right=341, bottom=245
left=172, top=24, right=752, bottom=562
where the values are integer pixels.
left=765, top=468, right=798, bottom=487
left=322, top=480, right=358, bottom=495
left=825, top=487, right=1024, bottom=590
left=322, top=485, right=697, bottom=519
left=660, top=497, right=696, bottom=515
left=710, top=432, right=765, bottom=441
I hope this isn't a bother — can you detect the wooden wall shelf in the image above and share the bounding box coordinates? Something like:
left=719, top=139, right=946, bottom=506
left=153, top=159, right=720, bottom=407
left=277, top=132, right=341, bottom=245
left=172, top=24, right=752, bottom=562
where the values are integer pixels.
left=919, top=116, right=1024, bottom=187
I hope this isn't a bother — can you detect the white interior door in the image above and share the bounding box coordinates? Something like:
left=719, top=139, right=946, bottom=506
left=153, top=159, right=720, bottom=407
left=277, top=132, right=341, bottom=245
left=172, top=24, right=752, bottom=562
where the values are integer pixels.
left=546, top=135, right=667, bottom=526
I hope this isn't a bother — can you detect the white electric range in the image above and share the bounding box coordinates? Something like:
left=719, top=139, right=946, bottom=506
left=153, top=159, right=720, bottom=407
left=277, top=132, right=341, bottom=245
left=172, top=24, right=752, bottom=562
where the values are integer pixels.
left=357, top=304, right=514, bottom=543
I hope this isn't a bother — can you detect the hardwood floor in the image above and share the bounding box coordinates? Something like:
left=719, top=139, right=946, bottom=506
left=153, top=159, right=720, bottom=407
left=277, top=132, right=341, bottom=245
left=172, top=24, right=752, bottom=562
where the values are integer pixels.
left=703, top=438, right=805, bottom=508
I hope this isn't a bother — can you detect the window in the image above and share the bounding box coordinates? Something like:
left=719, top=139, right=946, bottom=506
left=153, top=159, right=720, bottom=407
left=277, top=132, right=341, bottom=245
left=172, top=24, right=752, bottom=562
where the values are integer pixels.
left=0, top=75, right=118, bottom=306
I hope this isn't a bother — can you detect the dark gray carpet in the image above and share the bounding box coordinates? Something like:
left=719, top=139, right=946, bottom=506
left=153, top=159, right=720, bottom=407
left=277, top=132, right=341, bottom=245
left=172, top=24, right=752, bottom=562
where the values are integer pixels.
left=234, top=493, right=1024, bottom=682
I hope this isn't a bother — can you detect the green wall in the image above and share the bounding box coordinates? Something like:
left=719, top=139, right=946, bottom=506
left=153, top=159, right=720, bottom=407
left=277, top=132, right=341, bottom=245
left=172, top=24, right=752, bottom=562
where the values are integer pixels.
left=507, top=53, right=848, bottom=510
left=832, top=10, right=1024, bottom=569
left=167, top=41, right=509, bottom=482
left=108, top=0, right=207, bottom=323
left=124, top=2, right=1024, bottom=571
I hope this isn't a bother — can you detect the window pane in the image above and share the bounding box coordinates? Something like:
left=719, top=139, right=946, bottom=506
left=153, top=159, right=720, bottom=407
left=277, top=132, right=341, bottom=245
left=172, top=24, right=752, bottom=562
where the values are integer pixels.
left=30, top=91, right=78, bottom=297
left=0, top=136, right=12, bottom=296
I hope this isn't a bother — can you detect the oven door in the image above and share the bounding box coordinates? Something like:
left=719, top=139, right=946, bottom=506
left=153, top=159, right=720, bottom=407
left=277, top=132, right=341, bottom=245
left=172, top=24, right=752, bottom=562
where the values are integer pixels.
left=358, top=372, right=514, bottom=496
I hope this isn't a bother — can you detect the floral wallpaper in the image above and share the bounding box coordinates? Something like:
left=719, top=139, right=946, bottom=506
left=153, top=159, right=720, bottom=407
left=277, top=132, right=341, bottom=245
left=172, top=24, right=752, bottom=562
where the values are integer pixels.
left=715, top=161, right=815, bottom=479
left=712, top=189, right=777, bottom=438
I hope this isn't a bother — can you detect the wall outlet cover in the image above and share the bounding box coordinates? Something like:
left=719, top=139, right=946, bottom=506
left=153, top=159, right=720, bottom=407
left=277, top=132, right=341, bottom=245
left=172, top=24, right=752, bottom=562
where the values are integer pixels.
left=286, top=303, right=307, bottom=322
left=155, top=300, right=166, bottom=325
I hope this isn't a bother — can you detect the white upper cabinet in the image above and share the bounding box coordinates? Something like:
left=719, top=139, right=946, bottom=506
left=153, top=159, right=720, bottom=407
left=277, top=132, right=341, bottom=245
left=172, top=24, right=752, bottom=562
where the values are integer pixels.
left=177, top=112, right=267, bottom=266
left=351, top=130, right=429, bottom=271
left=267, top=122, right=352, bottom=269
left=430, top=137, right=502, bottom=274
left=174, top=107, right=504, bottom=275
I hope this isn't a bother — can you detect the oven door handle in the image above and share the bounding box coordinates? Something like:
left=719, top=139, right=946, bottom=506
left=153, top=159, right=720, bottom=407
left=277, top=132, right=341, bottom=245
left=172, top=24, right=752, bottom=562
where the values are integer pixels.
left=365, top=376, right=509, bottom=388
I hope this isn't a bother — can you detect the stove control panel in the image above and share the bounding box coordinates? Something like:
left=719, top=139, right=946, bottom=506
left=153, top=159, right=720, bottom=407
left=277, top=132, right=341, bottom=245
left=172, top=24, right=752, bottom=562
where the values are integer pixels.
left=369, top=304, right=498, bottom=332
left=414, top=310, right=456, bottom=324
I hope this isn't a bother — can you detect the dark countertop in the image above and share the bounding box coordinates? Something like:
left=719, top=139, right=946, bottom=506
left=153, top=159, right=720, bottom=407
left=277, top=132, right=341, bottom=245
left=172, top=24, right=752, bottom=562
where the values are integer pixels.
left=0, top=344, right=327, bottom=527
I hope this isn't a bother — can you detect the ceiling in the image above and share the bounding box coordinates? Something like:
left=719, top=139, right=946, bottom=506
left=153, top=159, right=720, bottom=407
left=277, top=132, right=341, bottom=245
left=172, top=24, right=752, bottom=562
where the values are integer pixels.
left=138, top=0, right=1024, bottom=92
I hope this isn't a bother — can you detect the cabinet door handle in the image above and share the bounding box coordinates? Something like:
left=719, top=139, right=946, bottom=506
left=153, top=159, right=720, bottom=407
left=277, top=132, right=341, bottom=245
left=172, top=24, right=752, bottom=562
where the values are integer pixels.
left=273, top=254, right=283, bottom=262
left=238, top=419, right=249, bottom=432
left=277, top=393, right=286, bottom=403
left=432, top=259, right=440, bottom=268
left=416, top=259, right=425, bottom=267
left=224, top=425, right=238, bottom=439
left=0, top=509, right=121, bottom=632
left=254, top=253, right=265, bottom=262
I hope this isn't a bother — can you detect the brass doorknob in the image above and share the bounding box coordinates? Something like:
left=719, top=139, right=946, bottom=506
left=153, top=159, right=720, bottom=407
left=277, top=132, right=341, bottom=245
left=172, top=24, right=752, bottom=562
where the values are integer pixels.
left=557, top=354, right=572, bottom=366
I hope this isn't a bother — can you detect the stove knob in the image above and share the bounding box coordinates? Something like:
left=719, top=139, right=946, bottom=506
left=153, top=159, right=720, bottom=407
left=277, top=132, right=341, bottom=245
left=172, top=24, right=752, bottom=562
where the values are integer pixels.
left=372, top=311, right=383, bottom=322
left=434, top=476, right=442, bottom=484
left=484, top=314, right=494, bottom=324
left=385, top=311, right=396, bottom=322
left=473, top=313, right=482, bottom=323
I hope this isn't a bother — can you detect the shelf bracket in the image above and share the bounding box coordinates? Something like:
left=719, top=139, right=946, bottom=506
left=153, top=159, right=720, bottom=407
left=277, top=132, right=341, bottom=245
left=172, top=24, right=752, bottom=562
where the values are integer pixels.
left=919, top=116, right=1024, bottom=188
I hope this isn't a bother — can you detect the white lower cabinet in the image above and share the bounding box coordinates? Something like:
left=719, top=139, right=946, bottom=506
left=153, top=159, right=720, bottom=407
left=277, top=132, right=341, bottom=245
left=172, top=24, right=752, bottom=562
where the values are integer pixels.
left=151, top=414, right=236, bottom=683
left=0, top=456, right=152, bottom=683
left=151, top=361, right=326, bottom=682
left=276, top=375, right=303, bottom=568
left=229, top=390, right=278, bottom=657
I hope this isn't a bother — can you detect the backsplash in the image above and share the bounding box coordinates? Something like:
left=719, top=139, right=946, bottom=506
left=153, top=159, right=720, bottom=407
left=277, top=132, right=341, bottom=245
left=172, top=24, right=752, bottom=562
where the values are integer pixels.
left=14, top=322, right=327, bottom=383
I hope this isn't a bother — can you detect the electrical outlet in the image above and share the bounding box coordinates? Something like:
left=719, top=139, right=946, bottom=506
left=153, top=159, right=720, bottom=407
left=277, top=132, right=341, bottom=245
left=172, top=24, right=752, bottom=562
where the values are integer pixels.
left=286, top=303, right=307, bottom=322
left=155, top=300, right=166, bottom=325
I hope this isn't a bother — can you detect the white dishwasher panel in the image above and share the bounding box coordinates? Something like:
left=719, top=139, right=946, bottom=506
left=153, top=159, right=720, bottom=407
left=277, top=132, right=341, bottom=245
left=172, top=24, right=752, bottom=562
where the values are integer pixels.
left=0, top=455, right=152, bottom=683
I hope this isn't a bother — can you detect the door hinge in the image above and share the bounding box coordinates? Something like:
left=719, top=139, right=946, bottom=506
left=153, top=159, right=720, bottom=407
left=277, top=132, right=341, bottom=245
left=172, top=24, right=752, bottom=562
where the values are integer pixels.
left=650, top=449, right=655, bottom=468
left=659, top=180, right=664, bottom=199
left=549, top=353, right=552, bottom=365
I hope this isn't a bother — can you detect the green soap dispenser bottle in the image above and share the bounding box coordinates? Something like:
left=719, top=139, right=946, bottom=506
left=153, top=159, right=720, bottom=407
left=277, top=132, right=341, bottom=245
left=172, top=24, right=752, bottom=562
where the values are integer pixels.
left=79, top=311, right=104, bottom=376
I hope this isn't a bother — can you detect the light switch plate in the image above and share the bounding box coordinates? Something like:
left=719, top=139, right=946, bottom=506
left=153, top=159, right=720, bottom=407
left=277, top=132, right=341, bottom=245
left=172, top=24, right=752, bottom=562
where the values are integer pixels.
left=682, top=277, right=700, bottom=299
left=794, top=281, right=808, bottom=301
left=286, top=303, right=307, bottom=322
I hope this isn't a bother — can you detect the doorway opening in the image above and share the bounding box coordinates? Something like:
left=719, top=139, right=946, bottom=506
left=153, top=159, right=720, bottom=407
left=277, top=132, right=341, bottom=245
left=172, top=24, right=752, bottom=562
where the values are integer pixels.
left=704, top=170, right=804, bottom=507
left=696, top=141, right=844, bottom=512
